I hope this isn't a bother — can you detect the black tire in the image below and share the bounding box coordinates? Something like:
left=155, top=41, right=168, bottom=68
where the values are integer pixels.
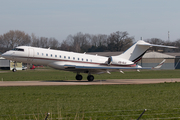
left=12, top=68, right=17, bottom=72
left=87, top=75, right=94, bottom=81
left=76, top=74, right=83, bottom=80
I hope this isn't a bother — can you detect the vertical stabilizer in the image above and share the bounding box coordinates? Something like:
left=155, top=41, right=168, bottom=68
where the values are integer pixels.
left=118, top=40, right=151, bottom=63
left=118, top=40, right=176, bottom=63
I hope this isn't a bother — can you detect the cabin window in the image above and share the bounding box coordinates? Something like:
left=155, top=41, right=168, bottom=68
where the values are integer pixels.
left=64, top=56, right=66, bottom=59
left=78, top=58, right=80, bottom=60
left=68, top=56, right=70, bottom=59
left=73, top=57, right=75, bottom=60
left=13, top=48, right=24, bottom=51
left=42, top=53, right=44, bottom=56
left=37, top=52, right=39, bottom=55
left=59, top=55, right=61, bottom=58
left=55, top=55, right=57, bottom=57
left=86, top=59, right=88, bottom=62
left=91, top=59, right=92, bottom=62
left=51, top=54, right=53, bottom=57
left=82, top=58, right=83, bottom=61
left=46, top=54, right=48, bottom=56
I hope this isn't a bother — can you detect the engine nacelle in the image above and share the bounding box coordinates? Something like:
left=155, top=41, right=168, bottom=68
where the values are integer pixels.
left=107, top=56, right=134, bottom=66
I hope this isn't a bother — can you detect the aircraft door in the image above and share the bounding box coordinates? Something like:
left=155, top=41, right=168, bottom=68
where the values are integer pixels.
left=28, top=48, right=34, bottom=62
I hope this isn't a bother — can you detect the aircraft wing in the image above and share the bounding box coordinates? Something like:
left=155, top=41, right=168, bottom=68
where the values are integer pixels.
left=63, top=64, right=151, bottom=74
left=64, top=59, right=166, bottom=74
left=67, top=65, right=151, bottom=70
left=49, top=59, right=165, bottom=74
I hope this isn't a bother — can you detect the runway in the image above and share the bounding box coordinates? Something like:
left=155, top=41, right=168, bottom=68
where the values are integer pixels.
left=0, top=78, right=180, bottom=86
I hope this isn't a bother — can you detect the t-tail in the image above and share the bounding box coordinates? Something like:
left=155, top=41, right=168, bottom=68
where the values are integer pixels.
left=118, top=40, right=176, bottom=63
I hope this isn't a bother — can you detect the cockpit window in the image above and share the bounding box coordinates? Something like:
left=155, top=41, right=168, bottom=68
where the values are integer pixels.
left=13, top=48, right=24, bottom=51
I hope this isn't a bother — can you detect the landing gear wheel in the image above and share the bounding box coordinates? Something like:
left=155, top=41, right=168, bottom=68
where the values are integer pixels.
left=87, top=75, right=94, bottom=81
left=12, top=68, right=17, bottom=72
left=76, top=74, right=83, bottom=80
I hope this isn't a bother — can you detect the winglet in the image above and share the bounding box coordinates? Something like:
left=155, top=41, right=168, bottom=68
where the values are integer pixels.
left=152, top=59, right=166, bottom=69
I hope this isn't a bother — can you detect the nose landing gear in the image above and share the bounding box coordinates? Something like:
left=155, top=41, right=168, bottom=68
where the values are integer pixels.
left=12, top=68, right=17, bottom=72
left=12, top=61, right=17, bottom=72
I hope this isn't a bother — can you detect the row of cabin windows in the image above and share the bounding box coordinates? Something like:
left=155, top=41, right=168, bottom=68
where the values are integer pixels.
left=37, top=52, right=92, bottom=62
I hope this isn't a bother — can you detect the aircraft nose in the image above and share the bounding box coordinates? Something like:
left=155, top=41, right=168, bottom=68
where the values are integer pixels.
left=1, top=52, right=12, bottom=59
left=1, top=52, right=7, bottom=58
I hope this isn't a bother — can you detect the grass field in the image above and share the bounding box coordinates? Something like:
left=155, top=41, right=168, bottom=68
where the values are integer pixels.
left=0, top=69, right=180, bottom=81
left=1, top=83, right=180, bottom=119
left=0, top=69, right=180, bottom=120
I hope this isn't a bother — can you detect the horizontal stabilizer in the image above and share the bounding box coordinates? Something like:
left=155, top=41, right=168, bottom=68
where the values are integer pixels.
left=152, top=59, right=166, bottom=69
left=137, top=42, right=177, bottom=49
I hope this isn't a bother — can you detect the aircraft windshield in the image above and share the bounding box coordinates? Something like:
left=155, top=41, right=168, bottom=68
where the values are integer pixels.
left=13, top=48, right=24, bottom=51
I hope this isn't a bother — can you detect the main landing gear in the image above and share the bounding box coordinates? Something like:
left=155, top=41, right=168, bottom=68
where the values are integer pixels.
left=76, top=74, right=83, bottom=80
left=75, top=74, right=94, bottom=81
left=87, top=75, right=94, bottom=81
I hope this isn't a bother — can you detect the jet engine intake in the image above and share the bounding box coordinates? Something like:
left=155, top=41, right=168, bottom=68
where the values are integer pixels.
left=107, top=56, right=134, bottom=66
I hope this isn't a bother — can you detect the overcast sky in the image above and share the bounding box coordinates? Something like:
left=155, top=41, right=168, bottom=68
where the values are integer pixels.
left=1, top=0, right=180, bottom=42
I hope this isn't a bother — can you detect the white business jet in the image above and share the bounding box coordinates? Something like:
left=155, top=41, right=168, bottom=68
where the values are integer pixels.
left=1, top=40, right=176, bottom=81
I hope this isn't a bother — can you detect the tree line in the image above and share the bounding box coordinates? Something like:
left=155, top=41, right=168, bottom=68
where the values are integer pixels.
left=0, top=30, right=180, bottom=53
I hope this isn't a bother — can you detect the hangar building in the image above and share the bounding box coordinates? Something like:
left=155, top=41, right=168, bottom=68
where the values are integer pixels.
left=138, top=52, right=175, bottom=69
left=164, top=52, right=180, bottom=69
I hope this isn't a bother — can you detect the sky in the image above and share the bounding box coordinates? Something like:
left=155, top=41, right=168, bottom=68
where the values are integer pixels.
left=0, top=0, right=180, bottom=42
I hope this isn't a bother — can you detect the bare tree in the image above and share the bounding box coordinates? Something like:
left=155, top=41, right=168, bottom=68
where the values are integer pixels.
left=48, top=37, right=59, bottom=49
left=91, top=34, right=108, bottom=47
left=40, top=37, right=48, bottom=48
left=31, top=33, right=40, bottom=47
left=145, top=38, right=165, bottom=52
left=171, top=39, right=180, bottom=52
left=60, top=31, right=133, bottom=52
left=174, top=39, right=180, bottom=48
left=60, top=40, right=72, bottom=51
left=0, top=30, right=31, bottom=52
left=61, top=32, right=91, bottom=52
left=59, top=35, right=74, bottom=51
left=31, top=33, right=60, bottom=49
left=145, top=38, right=164, bottom=45
left=107, top=31, right=134, bottom=51
left=72, top=32, right=86, bottom=52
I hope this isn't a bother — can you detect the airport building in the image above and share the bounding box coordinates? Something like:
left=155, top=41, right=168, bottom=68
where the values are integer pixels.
left=138, top=52, right=176, bottom=70
left=0, top=57, right=23, bottom=70
left=164, top=52, right=180, bottom=69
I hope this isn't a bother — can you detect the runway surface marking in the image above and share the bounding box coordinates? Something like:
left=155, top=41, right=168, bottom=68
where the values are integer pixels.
left=0, top=78, right=180, bottom=86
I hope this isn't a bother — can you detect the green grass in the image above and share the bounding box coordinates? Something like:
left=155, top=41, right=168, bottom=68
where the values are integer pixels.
left=1, top=83, right=180, bottom=119
left=0, top=69, right=180, bottom=81
left=0, top=69, right=180, bottom=119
